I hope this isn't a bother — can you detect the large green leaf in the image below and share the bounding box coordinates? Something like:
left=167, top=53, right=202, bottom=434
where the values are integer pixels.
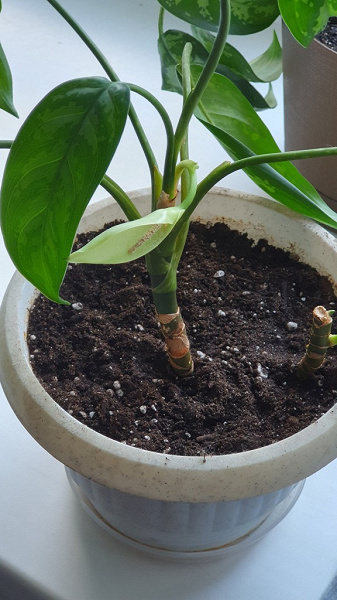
left=190, top=66, right=337, bottom=228
left=200, top=122, right=337, bottom=227
left=0, top=43, right=18, bottom=117
left=279, top=0, right=337, bottom=47
left=192, top=26, right=282, bottom=82
left=158, top=29, right=277, bottom=109
left=230, top=0, right=279, bottom=34
left=158, top=30, right=209, bottom=93
left=69, top=206, right=184, bottom=264
left=156, top=0, right=279, bottom=34
left=157, top=0, right=220, bottom=32
left=1, top=77, right=130, bottom=303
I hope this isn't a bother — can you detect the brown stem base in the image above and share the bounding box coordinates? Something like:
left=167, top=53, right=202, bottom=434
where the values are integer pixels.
left=296, top=306, right=333, bottom=379
left=157, top=308, right=194, bottom=376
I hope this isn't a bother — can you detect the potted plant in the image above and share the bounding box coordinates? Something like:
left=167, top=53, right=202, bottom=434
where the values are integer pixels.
left=1, top=0, right=337, bottom=557
left=166, top=0, right=337, bottom=207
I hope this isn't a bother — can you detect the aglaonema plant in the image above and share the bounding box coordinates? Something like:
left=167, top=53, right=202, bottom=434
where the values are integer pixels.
left=1, top=0, right=337, bottom=377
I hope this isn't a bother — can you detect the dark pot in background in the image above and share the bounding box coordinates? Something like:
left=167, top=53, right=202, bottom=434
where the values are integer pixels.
left=283, top=19, right=337, bottom=211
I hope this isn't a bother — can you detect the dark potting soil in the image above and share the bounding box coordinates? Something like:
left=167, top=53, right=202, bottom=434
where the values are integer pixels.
left=316, top=17, right=337, bottom=51
left=28, top=220, right=337, bottom=457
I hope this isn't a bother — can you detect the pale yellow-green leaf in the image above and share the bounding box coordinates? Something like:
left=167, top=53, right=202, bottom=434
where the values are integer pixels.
left=69, top=206, right=184, bottom=264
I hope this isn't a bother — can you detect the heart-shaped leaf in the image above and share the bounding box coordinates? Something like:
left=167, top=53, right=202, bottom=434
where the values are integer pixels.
left=69, top=206, right=184, bottom=264
left=157, top=0, right=279, bottom=34
left=1, top=77, right=130, bottom=303
left=279, top=0, right=335, bottom=47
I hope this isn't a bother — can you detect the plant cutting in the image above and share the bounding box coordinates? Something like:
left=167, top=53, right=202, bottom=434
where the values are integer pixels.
left=1, top=0, right=337, bottom=556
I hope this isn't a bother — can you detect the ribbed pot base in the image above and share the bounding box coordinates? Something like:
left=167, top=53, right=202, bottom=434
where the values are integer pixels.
left=66, top=469, right=304, bottom=560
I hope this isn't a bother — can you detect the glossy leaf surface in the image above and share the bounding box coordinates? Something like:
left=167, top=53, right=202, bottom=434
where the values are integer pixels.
left=230, top=0, right=279, bottom=34
left=158, top=29, right=278, bottom=109
left=191, top=66, right=337, bottom=228
left=0, top=43, right=18, bottom=117
left=69, top=207, right=184, bottom=264
left=158, top=30, right=208, bottom=93
left=1, top=77, right=130, bottom=303
left=279, top=0, right=337, bottom=47
left=248, top=31, right=282, bottom=82
left=157, top=0, right=279, bottom=34
left=192, top=27, right=281, bottom=82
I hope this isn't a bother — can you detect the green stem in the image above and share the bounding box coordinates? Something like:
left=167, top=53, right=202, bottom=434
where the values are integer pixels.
left=189, top=146, right=337, bottom=218
left=173, top=160, right=198, bottom=196
left=128, top=83, right=175, bottom=207
left=220, top=147, right=337, bottom=178
left=0, top=141, right=13, bottom=149
left=173, top=0, right=230, bottom=163
left=45, top=0, right=158, bottom=199
left=100, top=175, right=141, bottom=221
left=180, top=43, right=193, bottom=201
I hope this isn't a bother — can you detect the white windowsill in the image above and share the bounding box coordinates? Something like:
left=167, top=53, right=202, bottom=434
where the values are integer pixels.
left=0, top=2, right=336, bottom=599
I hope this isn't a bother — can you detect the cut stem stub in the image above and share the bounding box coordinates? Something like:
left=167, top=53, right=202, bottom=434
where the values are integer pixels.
left=296, top=306, right=334, bottom=379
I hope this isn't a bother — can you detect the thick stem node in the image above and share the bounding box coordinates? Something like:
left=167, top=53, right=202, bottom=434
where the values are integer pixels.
left=296, top=306, right=333, bottom=379
left=157, top=190, right=177, bottom=209
left=157, top=308, right=194, bottom=376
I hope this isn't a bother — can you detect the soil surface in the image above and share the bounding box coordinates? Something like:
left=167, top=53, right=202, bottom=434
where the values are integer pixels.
left=28, top=220, right=337, bottom=457
left=316, top=17, right=337, bottom=51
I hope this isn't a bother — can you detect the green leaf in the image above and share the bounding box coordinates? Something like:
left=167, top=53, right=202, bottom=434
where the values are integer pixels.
left=156, top=0, right=220, bottom=32
left=191, top=65, right=337, bottom=228
left=1, top=77, right=130, bottom=303
left=192, top=26, right=281, bottom=83
left=248, top=31, right=282, bottom=81
left=69, top=207, right=184, bottom=264
left=213, top=71, right=277, bottom=109
left=230, top=0, right=279, bottom=34
left=279, top=0, right=336, bottom=47
left=158, top=30, right=209, bottom=93
left=159, top=28, right=277, bottom=109
left=201, top=122, right=337, bottom=228
left=156, top=0, right=279, bottom=34
left=0, top=43, right=18, bottom=117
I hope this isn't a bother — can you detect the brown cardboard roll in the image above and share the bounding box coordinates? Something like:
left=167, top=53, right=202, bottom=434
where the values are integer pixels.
left=283, top=21, right=337, bottom=210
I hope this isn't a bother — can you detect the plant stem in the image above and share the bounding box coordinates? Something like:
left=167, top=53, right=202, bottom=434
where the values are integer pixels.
left=156, top=309, right=194, bottom=376
left=180, top=42, right=193, bottom=201
left=44, top=0, right=158, bottom=202
left=172, top=0, right=231, bottom=164
left=100, top=176, right=141, bottom=221
left=146, top=166, right=197, bottom=376
left=128, top=83, right=175, bottom=208
left=189, top=146, right=337, bottom=219
left=147, top=246, right=194, bottom=377
left=297, top=306, right=334, bottom=379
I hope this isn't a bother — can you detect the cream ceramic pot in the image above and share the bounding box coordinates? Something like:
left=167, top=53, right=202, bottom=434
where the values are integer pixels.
left=1, top=188, right=337, bottom=557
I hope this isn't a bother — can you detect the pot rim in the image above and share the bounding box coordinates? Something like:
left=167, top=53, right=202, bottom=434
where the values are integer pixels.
left=1, top=188, right=337, bottom=502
